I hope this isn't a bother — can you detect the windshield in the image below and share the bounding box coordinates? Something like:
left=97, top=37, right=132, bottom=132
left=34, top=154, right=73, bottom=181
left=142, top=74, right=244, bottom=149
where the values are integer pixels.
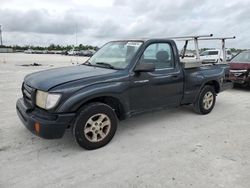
left=200, top=51, right=210, bottom=56
left=88, top=41, right=143, bottom=69
left=232, top=51, right=250, bottom=63
left=200, top=51, right=218, bottom=56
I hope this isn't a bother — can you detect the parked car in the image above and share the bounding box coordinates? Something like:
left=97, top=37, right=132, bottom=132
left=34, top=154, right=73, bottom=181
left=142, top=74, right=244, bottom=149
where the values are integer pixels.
left=79, top=50, right=95, bottom=57
left=67, top=50, right=79, bottom=56
left=200, top=49, right=232, bottom=63
left=16, top=39, right=232, bottom=150
left=24, top=49, right=34, bottom=54
left=229, top=50, right=250, bottom=87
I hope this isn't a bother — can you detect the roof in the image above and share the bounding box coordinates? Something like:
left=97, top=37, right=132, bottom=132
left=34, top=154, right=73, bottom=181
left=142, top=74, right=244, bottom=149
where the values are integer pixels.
left=110, top=38, right=175, bottom=43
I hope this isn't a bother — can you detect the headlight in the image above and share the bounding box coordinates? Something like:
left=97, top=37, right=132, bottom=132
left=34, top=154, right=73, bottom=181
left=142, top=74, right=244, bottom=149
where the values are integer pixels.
left=36, top=90, right=61, bottom=110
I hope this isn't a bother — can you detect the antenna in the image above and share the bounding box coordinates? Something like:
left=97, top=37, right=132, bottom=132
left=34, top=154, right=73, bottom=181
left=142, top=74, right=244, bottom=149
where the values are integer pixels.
left=0, top=25, right=3, bottom=46
left=75, top=23, right=78, bottom=47
left=75, top=23, right=78, bottom=64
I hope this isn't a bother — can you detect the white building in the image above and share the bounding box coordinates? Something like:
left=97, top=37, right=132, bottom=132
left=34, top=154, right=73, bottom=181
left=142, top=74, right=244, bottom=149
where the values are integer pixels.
left=0, top=48, right=13, bottom=53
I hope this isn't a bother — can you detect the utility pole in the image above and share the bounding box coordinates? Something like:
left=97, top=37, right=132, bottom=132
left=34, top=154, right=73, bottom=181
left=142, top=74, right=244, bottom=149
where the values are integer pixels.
left=0, top=25, right=2, bottom=46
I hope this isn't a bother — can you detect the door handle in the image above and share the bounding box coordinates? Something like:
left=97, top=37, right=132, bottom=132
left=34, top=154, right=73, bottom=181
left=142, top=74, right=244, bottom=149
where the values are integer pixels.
left=171, top=74, right=179, bottom=79
left=134, top=80, right=149, bottom=84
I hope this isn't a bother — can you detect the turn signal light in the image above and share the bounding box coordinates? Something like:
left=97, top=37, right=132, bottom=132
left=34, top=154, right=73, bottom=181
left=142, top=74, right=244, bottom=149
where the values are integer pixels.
left=34, top=122, right=40, bottom=134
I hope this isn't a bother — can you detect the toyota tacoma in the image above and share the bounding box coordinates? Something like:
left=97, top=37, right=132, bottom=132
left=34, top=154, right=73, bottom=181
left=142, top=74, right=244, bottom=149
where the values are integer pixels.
left=16, top=38, right=232, bottom=149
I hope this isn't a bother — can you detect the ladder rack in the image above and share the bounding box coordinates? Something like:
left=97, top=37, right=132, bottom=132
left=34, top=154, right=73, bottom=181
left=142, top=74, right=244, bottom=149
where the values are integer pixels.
left=169, top=34, right=236, bottom=63
left=169, top=34, right=213, bottom=60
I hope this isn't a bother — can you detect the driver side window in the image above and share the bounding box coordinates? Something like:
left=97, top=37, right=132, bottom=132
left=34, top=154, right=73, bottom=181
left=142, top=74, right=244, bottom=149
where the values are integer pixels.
left=140, top=43, right=174, bottom=69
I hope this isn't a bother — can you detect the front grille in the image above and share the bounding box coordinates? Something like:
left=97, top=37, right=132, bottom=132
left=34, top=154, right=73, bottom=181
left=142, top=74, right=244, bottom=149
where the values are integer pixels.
left=22, top=83, right=35, bottom=108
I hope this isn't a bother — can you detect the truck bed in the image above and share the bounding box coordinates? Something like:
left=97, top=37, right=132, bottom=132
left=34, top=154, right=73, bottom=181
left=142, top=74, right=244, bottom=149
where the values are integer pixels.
left=181, top=62, right=232, bottom=104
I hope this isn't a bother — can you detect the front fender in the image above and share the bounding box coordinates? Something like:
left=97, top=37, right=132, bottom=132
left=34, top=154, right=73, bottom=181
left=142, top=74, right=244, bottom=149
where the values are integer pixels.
left=56, top=81, right=130, bottom=113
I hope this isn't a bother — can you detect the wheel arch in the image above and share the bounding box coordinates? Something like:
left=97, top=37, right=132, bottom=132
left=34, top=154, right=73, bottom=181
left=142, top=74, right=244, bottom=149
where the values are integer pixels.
left=76, top=96, right=127, bottom=120
left=203, top=80, right=220, bottom=93
left=194, top=80, right=220, bottom=103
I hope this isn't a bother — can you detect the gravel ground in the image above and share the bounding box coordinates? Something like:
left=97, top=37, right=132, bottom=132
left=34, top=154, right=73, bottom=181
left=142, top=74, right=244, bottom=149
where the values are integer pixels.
left=0, top=53, right=249, bottom=188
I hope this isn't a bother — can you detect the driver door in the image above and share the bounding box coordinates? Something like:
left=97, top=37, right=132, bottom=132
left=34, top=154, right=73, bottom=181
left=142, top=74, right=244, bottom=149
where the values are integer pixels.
left=129, top=42, right=184, bottom=112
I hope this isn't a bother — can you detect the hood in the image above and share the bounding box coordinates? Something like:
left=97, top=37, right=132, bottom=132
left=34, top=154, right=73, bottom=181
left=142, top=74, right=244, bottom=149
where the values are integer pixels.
left=229, top=62, right=250, bottom=70
left=24, top=65, right=117, bottom=91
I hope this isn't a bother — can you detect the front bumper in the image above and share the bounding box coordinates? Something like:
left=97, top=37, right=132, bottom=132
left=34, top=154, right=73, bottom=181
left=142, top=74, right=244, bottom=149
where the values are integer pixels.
left=16, top=98, right=75, bottom=139
left=229, top=70, right=250, bottom=84
left=229, top=75, right=250, bottom=84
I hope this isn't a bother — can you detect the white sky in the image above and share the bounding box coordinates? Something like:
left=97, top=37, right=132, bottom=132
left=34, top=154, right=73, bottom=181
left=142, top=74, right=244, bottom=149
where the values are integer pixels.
left=0, top=0, right=250, bottom=48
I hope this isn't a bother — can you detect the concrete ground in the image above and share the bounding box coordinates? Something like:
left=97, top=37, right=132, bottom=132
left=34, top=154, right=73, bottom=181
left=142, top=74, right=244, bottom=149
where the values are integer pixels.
left=0, top=53, right=249, bottom=188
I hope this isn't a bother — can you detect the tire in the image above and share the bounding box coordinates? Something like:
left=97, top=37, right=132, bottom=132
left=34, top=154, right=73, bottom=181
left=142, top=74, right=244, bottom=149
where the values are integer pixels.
left=73, top=102, right=118, bottom=150
left=194, top=85, right=216, bottom=114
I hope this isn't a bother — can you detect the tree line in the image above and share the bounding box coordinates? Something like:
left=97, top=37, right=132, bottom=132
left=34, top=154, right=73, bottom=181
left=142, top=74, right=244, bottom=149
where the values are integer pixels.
left=0, top=44, right=99, bottom=51
left=0, top=44, right=248, bottom=53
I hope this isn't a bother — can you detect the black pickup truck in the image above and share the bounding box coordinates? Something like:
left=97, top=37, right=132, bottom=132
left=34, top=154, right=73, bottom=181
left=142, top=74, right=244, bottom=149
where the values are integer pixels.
left=16, top=39, right=232, bottom=149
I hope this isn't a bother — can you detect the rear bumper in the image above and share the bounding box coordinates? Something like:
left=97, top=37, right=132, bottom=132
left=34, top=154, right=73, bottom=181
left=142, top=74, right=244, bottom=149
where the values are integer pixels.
left=220, top=81, right=233, bottom=91
left=16, top=98, right=75, bottom=139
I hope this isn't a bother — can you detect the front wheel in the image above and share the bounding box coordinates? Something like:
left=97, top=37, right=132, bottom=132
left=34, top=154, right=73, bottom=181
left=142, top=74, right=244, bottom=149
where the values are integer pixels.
left=194, top=85, right=216, bottom=114
left=73, top=102, right=118, bottom=150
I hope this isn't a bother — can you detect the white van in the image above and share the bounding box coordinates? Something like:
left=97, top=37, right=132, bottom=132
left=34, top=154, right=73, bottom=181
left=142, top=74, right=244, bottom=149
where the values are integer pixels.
left=200, top=49, right=232, bottom=63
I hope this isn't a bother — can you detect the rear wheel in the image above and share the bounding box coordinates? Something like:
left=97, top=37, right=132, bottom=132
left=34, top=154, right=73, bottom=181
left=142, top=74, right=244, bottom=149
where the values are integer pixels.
left=194, top=85, right=216, bottom=114
left=73, top=102, right=118, bottom=150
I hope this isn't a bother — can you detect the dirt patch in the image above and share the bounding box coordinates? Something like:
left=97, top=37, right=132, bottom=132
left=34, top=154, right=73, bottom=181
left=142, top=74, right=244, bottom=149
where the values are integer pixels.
left=20, top=63, right=42, bottom=66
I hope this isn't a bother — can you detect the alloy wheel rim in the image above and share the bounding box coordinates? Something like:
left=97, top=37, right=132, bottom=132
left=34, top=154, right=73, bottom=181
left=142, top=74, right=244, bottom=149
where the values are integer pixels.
left=84, top=113, right=111, bottom=142
left=203, top=91, right=214, bottom=110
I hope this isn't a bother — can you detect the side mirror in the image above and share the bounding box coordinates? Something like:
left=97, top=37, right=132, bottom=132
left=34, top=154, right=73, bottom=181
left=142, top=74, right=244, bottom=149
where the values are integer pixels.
left=134, top=63, right=155, bottom=72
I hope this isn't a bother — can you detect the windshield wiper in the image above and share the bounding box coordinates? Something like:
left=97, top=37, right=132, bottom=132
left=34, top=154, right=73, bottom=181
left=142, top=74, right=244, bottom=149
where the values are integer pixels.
left=84, top=60, right=91, bottom=65
left=96, top=62, right=117, bottom=69
left=81, top=60, right=93, bottom=66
